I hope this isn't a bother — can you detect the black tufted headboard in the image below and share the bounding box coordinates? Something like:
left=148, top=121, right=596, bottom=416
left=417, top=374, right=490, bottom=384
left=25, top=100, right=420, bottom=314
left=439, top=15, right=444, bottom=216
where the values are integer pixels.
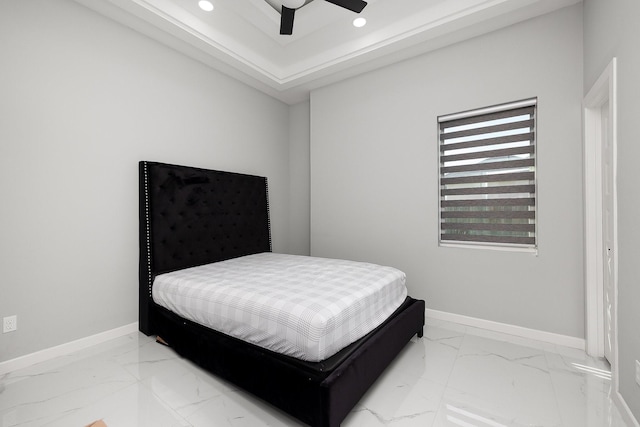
left=138, top=161, right=272, bottom=334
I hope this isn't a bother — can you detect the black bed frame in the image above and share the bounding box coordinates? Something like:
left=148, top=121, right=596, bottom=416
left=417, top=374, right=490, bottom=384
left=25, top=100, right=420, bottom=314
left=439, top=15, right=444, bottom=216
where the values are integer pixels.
left=139, top=161, right=425, bottom=427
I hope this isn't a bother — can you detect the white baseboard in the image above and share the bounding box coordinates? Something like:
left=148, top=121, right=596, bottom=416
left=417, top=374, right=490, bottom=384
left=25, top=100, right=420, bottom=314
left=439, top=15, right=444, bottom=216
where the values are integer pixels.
left=614, top=389, right=640, bottom=427
left=425, top=308, right=585, bottom=350
left=0, top=322, right=139, bottom=375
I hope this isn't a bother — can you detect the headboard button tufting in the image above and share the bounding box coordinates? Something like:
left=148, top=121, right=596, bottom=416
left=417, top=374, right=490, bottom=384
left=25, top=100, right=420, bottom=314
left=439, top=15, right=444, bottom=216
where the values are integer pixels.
left=141, top=161, right=271, bottom=277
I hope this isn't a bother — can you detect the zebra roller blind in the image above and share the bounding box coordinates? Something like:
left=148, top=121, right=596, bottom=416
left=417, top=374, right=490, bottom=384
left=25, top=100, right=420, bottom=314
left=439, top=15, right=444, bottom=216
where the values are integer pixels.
left=438, top=99, right=537, bottom=247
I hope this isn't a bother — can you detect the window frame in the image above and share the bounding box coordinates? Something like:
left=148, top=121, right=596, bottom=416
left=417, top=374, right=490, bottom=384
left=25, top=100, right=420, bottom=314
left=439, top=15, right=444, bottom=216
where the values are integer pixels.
left=437, top=98, right=538, bottom=252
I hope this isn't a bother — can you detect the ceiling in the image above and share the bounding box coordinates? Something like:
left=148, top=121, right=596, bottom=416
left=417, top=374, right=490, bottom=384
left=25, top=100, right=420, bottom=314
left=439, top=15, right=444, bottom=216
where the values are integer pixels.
left=73, top=0, right=581, bottom=104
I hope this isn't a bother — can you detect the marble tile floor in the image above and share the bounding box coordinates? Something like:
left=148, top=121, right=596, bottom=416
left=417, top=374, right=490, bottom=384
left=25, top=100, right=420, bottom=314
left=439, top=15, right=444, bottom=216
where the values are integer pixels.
left=0, top=318, right=629, bottom=427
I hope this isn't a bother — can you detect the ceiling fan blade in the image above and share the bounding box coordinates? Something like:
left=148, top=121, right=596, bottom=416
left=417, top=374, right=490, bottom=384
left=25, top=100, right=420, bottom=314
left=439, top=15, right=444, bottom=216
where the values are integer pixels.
left=280, top=6, right=295, bottom=35
left=324, top=0, right=367, bottom=13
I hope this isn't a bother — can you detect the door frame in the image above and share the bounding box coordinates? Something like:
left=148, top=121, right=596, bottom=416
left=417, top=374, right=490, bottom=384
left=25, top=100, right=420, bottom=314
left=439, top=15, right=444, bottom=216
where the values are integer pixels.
left=583, top=58, right=617, bottom=369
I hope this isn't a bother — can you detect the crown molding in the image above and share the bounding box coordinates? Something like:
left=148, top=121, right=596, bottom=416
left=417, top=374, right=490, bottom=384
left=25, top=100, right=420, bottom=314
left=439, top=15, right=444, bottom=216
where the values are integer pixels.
left=74, top=0, right=581, bottom=104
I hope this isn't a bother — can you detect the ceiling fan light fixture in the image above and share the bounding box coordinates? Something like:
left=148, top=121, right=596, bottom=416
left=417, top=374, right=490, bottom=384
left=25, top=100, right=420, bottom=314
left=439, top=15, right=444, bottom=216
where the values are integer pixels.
left=353, top=17, right=367, bottom=28
left=198, top=0, right=214, bottom=12
left=281, top=0, right=305, bottom=9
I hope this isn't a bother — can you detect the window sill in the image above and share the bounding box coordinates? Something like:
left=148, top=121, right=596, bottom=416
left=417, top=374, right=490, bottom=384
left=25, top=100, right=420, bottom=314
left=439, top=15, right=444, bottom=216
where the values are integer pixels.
left=439, top=241, right=538, bottom=255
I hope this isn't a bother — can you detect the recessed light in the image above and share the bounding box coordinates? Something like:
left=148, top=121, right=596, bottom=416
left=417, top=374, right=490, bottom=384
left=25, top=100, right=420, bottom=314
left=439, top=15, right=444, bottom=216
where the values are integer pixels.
left=198, top=0, right=214, bottom=12
left=353, top=17, right=367, bottom=28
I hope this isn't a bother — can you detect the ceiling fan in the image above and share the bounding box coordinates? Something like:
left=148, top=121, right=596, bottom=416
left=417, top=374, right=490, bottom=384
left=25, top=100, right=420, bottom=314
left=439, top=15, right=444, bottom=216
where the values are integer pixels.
left=279, top=0, right=367, bottom=35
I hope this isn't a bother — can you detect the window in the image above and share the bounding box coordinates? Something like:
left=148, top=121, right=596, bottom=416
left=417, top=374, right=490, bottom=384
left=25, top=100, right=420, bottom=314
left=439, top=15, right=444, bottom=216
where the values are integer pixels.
left=438, top=98, right=537, bottom=249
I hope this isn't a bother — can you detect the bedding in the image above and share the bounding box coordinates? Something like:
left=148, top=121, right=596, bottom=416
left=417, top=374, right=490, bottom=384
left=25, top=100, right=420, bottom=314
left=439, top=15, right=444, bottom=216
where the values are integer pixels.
left=152, top=252, right=408, bottom=362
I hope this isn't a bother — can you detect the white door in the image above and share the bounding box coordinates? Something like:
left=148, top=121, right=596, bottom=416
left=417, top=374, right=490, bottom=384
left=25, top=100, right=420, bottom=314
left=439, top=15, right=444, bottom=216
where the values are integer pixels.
left=601, top=101, right=614, bottom=364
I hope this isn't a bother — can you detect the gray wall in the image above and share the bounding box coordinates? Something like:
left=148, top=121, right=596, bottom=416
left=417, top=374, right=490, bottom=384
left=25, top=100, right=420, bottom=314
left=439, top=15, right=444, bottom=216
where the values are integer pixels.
left=584, top=0, right=640, bottom=419
left=0, top=0, right=293, bottom=362
left=310, top=5, right=585, bottom=338
left=288, top=101, right=311, bottom=256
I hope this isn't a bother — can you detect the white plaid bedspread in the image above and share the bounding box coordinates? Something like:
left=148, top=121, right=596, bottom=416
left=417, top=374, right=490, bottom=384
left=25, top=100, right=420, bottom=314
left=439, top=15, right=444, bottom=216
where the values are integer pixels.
left=152, top=252, right=407, bottom=361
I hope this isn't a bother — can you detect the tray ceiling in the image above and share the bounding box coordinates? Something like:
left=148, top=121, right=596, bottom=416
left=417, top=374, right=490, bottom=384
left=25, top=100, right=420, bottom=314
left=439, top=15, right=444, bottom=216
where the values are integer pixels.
left=74, top=0, right=581, bottom=104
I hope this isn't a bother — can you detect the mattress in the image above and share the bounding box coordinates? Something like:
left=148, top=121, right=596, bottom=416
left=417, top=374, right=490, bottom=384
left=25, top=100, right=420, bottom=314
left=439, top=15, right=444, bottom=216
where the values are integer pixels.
left=152, top=252, right=408, bottom=362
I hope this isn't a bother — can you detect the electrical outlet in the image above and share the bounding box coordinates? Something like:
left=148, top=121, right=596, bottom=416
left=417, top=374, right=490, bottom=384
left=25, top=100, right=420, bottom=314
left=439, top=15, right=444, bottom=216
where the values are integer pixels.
left=3, top=315, right=17, bottom=333
left=636, top=360, right=640, bottom=387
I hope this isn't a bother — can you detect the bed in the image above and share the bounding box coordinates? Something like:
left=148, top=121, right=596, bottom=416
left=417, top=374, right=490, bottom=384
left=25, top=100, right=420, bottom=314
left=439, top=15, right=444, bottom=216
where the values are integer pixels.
left=138, top=161, right=425, bottom=427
